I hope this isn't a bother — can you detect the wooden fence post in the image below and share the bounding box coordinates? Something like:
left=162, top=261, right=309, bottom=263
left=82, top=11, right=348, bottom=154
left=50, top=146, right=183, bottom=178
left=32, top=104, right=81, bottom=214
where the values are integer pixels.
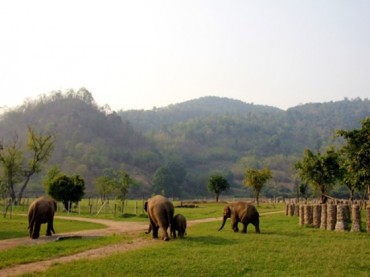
left=351, top=205, right=361, bottom=232
left=327, top=204, right=337, bottom=231
left=312, top=204, right=321, bottom=228
left=320, top=204, right=327, bottom=230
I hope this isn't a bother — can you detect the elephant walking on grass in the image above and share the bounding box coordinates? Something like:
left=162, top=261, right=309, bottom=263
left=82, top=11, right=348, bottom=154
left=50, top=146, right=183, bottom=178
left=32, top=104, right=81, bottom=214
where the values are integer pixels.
left=171, top=214, right=187, bottom=238
left=144, top=195, right=174, bottom=241
left=28, top=196, right=57, bottom=239
left=218, top=201, right=260, bottom=234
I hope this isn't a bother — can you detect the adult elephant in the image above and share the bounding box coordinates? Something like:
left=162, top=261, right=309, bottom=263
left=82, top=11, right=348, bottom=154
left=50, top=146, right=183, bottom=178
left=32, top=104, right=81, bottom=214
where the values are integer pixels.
left=171, top=213, right=187, bottom=238
left=144, top=195, right=174, bottom=241
left=28, top=196, right=57, bottom=239
left=218, top=201, right=260, bottom=234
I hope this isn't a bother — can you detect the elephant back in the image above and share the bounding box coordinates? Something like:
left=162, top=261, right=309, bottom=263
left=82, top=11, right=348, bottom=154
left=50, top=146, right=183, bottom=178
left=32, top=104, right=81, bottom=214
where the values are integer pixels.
left=28, top=196, right=56, bottom=224
left=147, top=195, right=174, bottom=228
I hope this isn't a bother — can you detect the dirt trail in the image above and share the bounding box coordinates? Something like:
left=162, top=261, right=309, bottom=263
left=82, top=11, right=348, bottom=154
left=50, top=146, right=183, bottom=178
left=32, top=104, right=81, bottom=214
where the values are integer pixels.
left=0, top=211, right=283, bottom=276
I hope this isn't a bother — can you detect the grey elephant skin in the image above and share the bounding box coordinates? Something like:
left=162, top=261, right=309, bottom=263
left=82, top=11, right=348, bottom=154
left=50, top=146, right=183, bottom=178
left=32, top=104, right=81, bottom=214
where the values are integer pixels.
left=218, top=201, right=260, bottom=233
left=145, top=195, right=174, bottom=241
left=171, top=214, right=187, bottom=238
left=28, top=196, right=57, bottom=239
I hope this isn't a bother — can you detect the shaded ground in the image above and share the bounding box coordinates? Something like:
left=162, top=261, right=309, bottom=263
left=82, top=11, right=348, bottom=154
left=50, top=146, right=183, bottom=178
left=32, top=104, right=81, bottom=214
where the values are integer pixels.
left=0, top=215, right=222, bottom=276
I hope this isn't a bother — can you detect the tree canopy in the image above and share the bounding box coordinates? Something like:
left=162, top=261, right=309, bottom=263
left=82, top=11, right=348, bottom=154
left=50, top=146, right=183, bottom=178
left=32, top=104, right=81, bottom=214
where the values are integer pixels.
left=46, top=174, right=85, bottom=211
left=294, top=148, right=341, bottom=203
left=244, top=168, right=272, bottom=206
left=207, top=173, right=230, bottom=202
left=337, top=117, right=370, bottom=200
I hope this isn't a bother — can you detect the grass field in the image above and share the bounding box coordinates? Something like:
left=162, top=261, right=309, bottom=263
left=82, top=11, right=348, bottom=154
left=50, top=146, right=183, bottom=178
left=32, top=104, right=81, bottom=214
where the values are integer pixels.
left=23, top=213, right=370, bottom=277
left=1, top=201, right=369, bottom=276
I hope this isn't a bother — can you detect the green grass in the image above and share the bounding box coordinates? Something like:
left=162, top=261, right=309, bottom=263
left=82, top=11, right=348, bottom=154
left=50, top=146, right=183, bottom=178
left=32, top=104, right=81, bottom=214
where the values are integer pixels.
left=0, top=235, right=129, bottom=270
left=21, top=213, right=370, bottom=277
left=0, top=215, right=106, bottom=240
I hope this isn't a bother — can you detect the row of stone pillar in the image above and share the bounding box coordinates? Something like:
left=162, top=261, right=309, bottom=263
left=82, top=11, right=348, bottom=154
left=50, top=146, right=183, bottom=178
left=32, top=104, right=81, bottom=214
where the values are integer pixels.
left=285, top=203, right=370, bottom=232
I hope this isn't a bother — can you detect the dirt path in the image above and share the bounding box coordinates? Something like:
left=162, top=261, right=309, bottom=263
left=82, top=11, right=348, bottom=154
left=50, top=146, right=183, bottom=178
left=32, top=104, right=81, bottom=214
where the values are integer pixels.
left=0, top=211, right=283, bottom=276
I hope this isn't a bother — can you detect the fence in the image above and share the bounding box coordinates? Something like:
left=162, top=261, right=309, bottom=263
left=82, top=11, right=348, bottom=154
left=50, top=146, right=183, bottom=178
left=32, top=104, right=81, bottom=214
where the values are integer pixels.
left=286, top=201, right=370, bottom=233
left=1, top=197, right=147, bottom=218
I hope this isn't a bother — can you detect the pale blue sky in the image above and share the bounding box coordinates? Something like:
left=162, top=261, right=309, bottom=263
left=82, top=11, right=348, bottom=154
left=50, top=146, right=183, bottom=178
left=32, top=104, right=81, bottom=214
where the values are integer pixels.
left=1, top=0, right=369, bottom=111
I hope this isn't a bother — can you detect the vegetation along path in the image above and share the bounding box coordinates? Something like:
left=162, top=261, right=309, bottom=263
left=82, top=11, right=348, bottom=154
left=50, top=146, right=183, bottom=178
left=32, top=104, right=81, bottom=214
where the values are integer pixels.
left=0, top=211, right=283, bottom=276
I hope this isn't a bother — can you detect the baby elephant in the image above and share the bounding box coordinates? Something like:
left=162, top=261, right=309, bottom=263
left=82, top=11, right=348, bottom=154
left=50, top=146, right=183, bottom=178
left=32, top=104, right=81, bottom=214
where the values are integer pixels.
left=171, top=214, right=187, bottom=238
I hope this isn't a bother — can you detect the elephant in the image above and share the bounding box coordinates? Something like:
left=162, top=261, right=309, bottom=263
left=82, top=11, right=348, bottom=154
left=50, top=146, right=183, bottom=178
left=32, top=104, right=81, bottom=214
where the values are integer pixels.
left=171, top=213, right=187, bottom=238
left=144, top=195, right=174, bottom=241
left=28, top=196, right=57, bottom=239
left=218, top=201, right=260, bottom=234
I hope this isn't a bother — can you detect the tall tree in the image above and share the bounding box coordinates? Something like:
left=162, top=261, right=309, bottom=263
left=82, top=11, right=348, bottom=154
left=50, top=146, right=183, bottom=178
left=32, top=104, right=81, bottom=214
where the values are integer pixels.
left=294, top=147, right=340, bottom=203
left=17, top=127, right=55, bottom=204
left=337, top=117, right=370, bottom=201
left=244, top=168, right=272, bottom=206
left=0, top=139, right=24, bottom=202
left=207, top=173, right=230, bottom=202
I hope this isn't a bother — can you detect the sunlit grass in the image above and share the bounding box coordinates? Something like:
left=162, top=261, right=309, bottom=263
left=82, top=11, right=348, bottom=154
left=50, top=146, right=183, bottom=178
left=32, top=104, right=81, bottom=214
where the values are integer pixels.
left=23, top=214, right=370, bottom=277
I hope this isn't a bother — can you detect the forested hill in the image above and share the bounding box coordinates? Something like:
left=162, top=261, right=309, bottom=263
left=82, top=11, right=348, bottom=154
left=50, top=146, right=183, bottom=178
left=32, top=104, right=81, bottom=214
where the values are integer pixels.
left=118, top=96, right=284, bottom=132
left=0, top=90, right=369, bottom=199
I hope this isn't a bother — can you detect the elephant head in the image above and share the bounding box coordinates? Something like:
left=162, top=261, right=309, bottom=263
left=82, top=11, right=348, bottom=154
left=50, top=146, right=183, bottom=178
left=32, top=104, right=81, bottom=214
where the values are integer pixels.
left=218, top=205, right=231, bottom=231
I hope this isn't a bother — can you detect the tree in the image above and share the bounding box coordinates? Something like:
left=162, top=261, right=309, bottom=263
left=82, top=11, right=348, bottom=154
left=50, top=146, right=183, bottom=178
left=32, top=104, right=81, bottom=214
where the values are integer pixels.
left=46, top=175, right=85, bottom=211
left=244, top=168, right=272, bottom=206
left=152, top=167, right=175, bottom=197
left=152, top=162, right=186, bottom=198
left=0, top=127, right=55, bottom=204
left=114, top=171, right=134, bottom=201
left=0, top=139, right=24, bottom=202
left=95, top=176, right=115, bottom=202
left=207, top=173, right=230, bottom=202
left=94, top=169, right=134, bottom=201
left=337, top=117, right=370, bottom=201
left=294, top=147, right=340, bottom=203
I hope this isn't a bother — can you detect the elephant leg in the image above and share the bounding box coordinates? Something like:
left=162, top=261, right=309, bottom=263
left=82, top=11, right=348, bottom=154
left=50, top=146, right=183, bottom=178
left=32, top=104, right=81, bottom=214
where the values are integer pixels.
left=232, top=221, right=239, bottom=232
left=152, top=225, right=159, bottom=239
left=254, top=219, right=260, bottom=233
left=241, top=223, right=248, bottom=233
left=29, top=224, right=34, bottom=238
left=32, top=222, right=41, bottom=239
left=46, top=221, right=54, bottom=236
left=161, top=227, right=170, bottom=241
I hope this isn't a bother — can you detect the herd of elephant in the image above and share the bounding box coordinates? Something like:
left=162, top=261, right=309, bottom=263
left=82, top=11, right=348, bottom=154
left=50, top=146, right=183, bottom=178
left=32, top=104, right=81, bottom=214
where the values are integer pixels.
left=27, top=195, right=261, bottom=240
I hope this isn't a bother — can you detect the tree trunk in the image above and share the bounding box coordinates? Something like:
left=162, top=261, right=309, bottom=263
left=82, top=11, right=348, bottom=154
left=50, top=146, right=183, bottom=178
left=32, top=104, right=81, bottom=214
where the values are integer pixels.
left=17, top=173, right=32, bottom=205
left=216, top=193, right=219, bottom=202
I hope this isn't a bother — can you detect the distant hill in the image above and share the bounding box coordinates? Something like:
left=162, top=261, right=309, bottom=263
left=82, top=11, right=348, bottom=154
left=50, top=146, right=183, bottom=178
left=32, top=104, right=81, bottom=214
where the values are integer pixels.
left=1, top=91, right=369, bottom=199
left=119, top=96, right=284, bottom=132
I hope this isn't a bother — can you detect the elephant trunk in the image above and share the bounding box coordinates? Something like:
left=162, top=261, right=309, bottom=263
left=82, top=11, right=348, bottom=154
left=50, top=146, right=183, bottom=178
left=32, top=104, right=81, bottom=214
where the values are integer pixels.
left=218, top=216, right=227, bottom=231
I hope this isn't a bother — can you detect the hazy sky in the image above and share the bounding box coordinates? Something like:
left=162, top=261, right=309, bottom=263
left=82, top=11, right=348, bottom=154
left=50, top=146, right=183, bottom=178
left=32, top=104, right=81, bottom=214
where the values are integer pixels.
left=1, top=0, right=369, bottom=111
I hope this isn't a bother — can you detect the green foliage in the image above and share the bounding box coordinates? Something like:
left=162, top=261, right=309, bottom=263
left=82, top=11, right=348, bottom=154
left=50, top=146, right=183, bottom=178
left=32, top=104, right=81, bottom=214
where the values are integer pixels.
left=337, top=117, right=370, bottom=200
left=47, top=175, right=85, bottom=211
left=0, top=127, right=55, bottom=204
left=294, top=148, right=341, bottom=203
left=207, top=173, right=230, bottom=202
left=244, top=168, right=272, bottom=205
left=152, top=162, right=186, bottom=197
left=95, top=169, right=135, bottom=201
